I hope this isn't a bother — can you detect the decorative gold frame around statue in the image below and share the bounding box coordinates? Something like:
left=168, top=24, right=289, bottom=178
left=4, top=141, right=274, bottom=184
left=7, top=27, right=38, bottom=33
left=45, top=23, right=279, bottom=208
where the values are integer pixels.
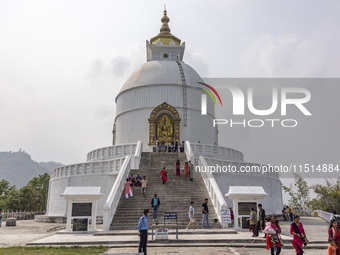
left=148, top=102, right=181, bottom=145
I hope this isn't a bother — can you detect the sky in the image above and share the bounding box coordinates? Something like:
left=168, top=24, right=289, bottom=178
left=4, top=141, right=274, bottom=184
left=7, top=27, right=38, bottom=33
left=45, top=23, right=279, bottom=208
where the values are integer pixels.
left=0, top=0, right=339, bottom=168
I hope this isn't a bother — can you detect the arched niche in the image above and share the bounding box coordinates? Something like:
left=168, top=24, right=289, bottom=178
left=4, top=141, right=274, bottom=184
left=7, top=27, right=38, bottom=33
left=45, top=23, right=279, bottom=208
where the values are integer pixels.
left=148, top=102, right=181, bottom=146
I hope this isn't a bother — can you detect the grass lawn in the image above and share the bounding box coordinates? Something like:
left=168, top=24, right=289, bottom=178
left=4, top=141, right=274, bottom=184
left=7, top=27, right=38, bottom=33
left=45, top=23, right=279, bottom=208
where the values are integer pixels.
left=0, top=246, right=109, bottom=255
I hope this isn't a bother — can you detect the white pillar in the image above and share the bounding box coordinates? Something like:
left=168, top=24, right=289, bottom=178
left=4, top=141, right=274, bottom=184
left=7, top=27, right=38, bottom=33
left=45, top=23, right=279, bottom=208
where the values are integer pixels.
left=91, top=200, right=97, bottom=231
left=66, top=200, right=72, bottom=232
left=221, top=203, right=228, bottom=229
left=233, top=199, right=240, bottom=229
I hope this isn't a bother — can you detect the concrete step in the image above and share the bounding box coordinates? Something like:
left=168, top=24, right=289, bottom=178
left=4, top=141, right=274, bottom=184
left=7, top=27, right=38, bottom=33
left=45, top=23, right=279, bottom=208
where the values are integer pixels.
left=111, top=152, right=219, bottom=230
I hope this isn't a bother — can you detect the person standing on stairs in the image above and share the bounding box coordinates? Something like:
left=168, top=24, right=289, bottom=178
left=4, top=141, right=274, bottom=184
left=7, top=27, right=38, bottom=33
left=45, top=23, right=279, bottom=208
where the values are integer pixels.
left=189, top=160, right=194, bottom=182
left=186, top=202, right=197, bottom=231
left=160, top=167, right=168, bottom=185
left=175, top=160, right=181, bottom=177
left=184, top=162, right=189, bottom=179
left=202, top=198, right=210, bottom=229
left=138, top=208, right=149, bottom=255
left=141, top=176, right=148, bottom=200
left=151, top=194, right=160, bottom=221
left=125, top=178, right=133, bottom=199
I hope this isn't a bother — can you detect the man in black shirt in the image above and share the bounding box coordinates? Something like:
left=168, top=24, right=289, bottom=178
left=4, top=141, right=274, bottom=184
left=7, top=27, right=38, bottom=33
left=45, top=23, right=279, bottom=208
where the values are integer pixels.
left=255, top=203, right=265, bottom=237
left=202, top=198, right=210, bottom=229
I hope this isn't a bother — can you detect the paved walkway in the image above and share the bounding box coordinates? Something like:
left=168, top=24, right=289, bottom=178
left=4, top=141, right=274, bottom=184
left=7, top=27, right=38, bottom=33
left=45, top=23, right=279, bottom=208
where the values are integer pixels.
left=0, top=216, right=330, bottom=255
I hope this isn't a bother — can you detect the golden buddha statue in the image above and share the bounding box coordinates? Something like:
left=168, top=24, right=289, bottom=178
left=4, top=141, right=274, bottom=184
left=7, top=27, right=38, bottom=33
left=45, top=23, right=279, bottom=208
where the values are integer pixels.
left=156, top=114, right=173, bottom=143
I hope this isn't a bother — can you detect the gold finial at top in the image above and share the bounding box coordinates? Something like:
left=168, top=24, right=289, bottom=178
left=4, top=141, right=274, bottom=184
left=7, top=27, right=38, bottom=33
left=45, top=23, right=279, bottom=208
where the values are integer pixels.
left=160, top=10, right=170, bottom=34
left=150, top=8, right=181, bottom=45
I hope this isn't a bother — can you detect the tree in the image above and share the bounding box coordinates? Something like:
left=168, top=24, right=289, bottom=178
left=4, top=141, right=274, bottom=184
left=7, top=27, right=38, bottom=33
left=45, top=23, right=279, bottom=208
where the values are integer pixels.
left=0, top=173, right=50, bottom=211
left=17, top=185, right=40, bottom=211
left=27, top=173, right=50, bottom=211
left=282, top=173, right=311, bottom=208
left=309, top=178, right=340, bottom=212
left=0, top=179, right=16, bottom=209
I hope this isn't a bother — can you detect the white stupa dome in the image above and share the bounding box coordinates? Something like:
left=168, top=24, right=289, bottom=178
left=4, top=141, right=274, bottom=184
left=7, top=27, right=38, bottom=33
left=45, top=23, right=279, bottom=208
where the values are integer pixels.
left=117, top=60, right=203, bottom=96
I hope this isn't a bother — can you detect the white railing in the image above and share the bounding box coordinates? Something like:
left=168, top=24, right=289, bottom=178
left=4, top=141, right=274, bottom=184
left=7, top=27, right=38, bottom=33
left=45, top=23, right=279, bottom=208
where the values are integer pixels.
left=131, top=141, right=143, bottom=169
left=316, top=210, right=340, bottom=223
left=50, top=157, right=127, bottom=180
left=86, top=143, right=137, bottom=161
left=198, top=155, right=228, bottom=224
left=102, top=154, right=132, bottom=231
left=185, top=140, right=195, bottom=163
left=185, top=140, right=227, bottom=225
left=190, top=143, right=244, bottom=162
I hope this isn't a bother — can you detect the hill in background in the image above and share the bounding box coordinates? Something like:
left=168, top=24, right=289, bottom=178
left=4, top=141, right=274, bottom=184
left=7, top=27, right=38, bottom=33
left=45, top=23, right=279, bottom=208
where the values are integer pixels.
left=0, top=149, right=63, bottom=188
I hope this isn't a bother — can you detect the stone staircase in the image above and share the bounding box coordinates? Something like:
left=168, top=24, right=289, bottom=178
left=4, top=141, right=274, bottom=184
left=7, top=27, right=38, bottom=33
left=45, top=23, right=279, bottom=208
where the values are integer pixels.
left=110, top=152, right=220, bottom=230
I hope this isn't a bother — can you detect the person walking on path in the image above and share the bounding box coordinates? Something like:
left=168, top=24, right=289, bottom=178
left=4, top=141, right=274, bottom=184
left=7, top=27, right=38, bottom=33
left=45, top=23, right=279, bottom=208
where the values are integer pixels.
left=175, top=160, right=181, bottom=177
left=0, top=208, right=3, bottom=228
left=188, top=160, right=194, bottom=182
left=151, top=194, right=160, bottom=221
left=255, top=204, right=266, bottom=237
left=186, top=202, right=196, bottom=231
left=290, top=215, right=309, bottom=255
left=125, top=178, right=133, bottom=198
left=265, top=216, right=282, bottom=255
left=184, top=162, right=189, bottom=179
left=289, top=206, right=293, bottom=221
left=141, top=176, right=148, bottom=200
left=329, top=219, right=340, bottom=255
left=247, top=208, right=257, bottom=237
left=230, top=207, right=234, bottom=227
left=202, top=198, right=210, bottom=229
left=160, top=167, right=168, bottom=185
left=138, top=209, right=149, bottom=255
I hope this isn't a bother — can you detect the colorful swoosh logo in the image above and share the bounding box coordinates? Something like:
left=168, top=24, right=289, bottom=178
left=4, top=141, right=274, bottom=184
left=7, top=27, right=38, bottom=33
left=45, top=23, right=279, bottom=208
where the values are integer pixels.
left=196, top=82, right=222, bottom=106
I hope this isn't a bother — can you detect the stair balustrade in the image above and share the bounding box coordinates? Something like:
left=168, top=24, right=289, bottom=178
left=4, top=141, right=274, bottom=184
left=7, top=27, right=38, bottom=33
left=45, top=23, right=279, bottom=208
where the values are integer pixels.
left=102, top=141, right=143, bottom=231
left=185, top=141, right=227, bottom=225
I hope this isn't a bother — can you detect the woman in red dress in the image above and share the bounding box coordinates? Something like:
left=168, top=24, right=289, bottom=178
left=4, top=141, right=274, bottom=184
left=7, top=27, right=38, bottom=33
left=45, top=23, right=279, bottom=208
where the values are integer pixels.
left=329, top=219, right=340, bottom=255
left=290, top=215, right=309, bottom=255
left=184, top=162, right=189, bottom=179
left=175, top=160, right=180, bottom=177
left=160, top=167, right=168, bottom=185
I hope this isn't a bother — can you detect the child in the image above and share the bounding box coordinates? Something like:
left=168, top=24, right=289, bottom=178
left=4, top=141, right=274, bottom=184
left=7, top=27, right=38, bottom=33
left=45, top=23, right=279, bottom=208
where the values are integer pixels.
left=125, top=178, right=133, bottom=198
left=135, top=173, right=142, bottom=187
left=129, top=173, right=136, bottom=187
left=328, top=238, right=337, bottom=255
left=263, top=217, right=278, bottom=252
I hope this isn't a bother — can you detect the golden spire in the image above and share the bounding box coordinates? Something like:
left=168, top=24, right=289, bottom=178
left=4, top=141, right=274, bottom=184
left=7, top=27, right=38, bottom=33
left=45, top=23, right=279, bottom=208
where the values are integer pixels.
left=150, top=8, right=181, bottom=45
left=160, top=10, right=170, bottom=34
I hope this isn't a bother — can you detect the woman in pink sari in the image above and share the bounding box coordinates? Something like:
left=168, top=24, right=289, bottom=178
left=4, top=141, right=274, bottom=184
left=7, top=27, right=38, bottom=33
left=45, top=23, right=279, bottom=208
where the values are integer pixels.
left=290, top=215, right=309, bottom=255
left=125, top=178, right=133, bottom=198
left=160, top=167, right=168, bottom=185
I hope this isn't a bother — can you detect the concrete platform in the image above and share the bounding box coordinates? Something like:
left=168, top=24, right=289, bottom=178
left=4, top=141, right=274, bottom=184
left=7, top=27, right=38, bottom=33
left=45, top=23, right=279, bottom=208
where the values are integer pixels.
left=0, top=216, right=331, bottom=254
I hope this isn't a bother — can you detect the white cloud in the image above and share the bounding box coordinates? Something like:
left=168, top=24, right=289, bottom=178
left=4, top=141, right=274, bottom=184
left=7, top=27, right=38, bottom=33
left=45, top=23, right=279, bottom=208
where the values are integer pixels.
left=236, top=34, right=329, bottom=77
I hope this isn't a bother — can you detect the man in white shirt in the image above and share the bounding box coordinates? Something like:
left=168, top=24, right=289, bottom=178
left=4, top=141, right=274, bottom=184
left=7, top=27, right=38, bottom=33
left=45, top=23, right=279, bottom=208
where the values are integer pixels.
left=186, top=202, right=197, bottom=231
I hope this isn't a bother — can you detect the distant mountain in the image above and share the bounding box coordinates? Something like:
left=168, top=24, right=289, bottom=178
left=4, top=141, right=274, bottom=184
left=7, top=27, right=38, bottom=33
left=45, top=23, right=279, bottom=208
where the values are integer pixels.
left=0, top=150, right=63, bottom=188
